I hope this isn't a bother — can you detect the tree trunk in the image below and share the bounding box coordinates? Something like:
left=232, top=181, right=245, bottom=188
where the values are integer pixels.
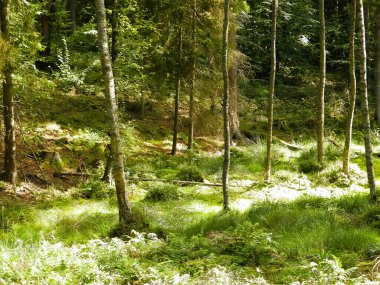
left=0, top=0, right=17, bottom=186
left=188, top=0, right=196, bottom=151
left=357, top=0, right=376, bottom=199
left=317, top=0, right=326, bottom=165
left=171, top=15, right=183, bottom=156
left=222, top=0, right=231, bottom=211
left=342, top=0, right=356, bottom=176
left=228, top=23, right=241, bottom=140
left=111, top=0, right=118, bottom=63
left=95, top=0, right=133, bottom=224
left=264, top=0, right=278, bottom=182
left=41, top=0, right=54, bottom=56
left=67, top=0, right=76, bottom=34
left=375, top=4, right=380, bottom=127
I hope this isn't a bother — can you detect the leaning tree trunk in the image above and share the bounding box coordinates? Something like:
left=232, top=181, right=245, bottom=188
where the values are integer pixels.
left=171, top=15, right=183, bottom=156
left=0, top=0, right=17, bottom=186
left=95, top=0, right=133, bottom=223
left=375, top=4, right=380, bottom=127
left=357, top=0, right=376, bottom=199
left=222, top=0, right=231, bottom=211
left=228, top=23, right=241, bottom=141
left=342, top=0, right=357, bottom=176
left=264, top=0, right=278, bottom=182
left=317, top=0, right=326, bottom=165
left=188, top=0, right=196, bottom=150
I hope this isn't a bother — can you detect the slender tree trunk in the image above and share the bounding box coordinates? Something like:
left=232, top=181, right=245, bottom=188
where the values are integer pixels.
left=343, top=0, right=357, bottom=176
left=111, top=0, right=118, bottom=63
left=0, top=0, right=17, bottom=186
left=375, top=4, right=380, bottom=127
left=67, top=0, right=76, bottom=34
left=357, top=0, right=376, bottom=199
left=95, top=0, right=133, bottom=223
left=264, top=0, right=278, bottom=182
left=222, top=0, right=231, bottom=211
left=228, top=23, right=241, bottom=140
left=188, top=0, right=196, bottom=151
left=171, top=15, right=183, bottom=156
left=41, top=0, right=54, bottom=56
left=317, top=0, right=326, bottom=165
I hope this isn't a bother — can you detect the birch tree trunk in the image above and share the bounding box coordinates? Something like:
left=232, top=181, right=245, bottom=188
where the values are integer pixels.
left=95, top=0, right=133, bottom=223
left=264, top=0, right=278, bottom=182
left=317, top=0, right=326, bottom=165
left=357, top=0, right=376, bottom=199
left=342, top=0, right=356, bottom=176
left=222, top=0, right=231, bottom=211
left=0, top=0, right=17, bottom=185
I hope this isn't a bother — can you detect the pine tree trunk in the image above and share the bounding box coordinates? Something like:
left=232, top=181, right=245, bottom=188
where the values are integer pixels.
left=343, top=0, right=356, bottom=176
left=188, top=0, right=196, bottom=151
left=264, top=0, right=278, bottom=182
left=0, top=0, right=17, bottom=186
left=317, top=0, right=326, bottom=165
left=228, top=24, right=241, bottom=141
left=67, top=0, right=76, bottom=34
left=41, top=0, right=54, bottom=56
left=375, top=5, right=380, bottom=127
left=222, top=0, right=231, bottom=211
left=95, top=0, right=133, bottom=223
left=357, top=0, right=376, bottom=199
left=171, top=16, right=183, bottom=156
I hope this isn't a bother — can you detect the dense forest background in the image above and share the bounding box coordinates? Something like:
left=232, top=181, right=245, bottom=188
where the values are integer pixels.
left=0, top=0, right=380, bottom=284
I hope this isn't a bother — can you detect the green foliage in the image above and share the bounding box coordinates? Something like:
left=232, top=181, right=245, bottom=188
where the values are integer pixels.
left=298, top=147, right=322, bottom=173
left=72, top=180, right=115, bottom=199
left=144, top=183, right=181, bottom=202
left=176, top=164, right=204, bottom=182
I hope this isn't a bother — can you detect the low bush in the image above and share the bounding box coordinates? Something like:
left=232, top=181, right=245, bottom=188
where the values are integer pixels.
left=176, top=165, right=204, bottom=182
left=72, top=180, right=115, bottom=199
left=144, top=183, right=181, bottom=202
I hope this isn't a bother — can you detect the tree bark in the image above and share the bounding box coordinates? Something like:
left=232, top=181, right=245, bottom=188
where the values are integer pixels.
left=222, top=0, right=231, bottom=211
left=228, top=23, right=241, bottom=140
left=95, top=0, right=133, bottom=224
left=342, top=0, right=356, bottom=176
left=111, top=0, right=118, bottom=63
left=375, top=4, right=380, bottom=127
left=264, top=0, right=278, bottom=182
left=67, top=0, right=76, bottom=34
left=317, top=0, right=326, bottom=165
left=188, top=0, right=196, bottom=151
left=171, top=15, right=183, bottom=156
left=0, top=0, right=17, bottom=186
left=41, top=0, right=54, bottom=56
left=357, top=0, right=376, bottom=199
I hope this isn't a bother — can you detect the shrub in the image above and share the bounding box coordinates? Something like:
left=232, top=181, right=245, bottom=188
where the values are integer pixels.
left=176, top=165, right=204, bottom=182
left=144, top=183, right=181, bottom=202
left=298, top=147, right=322, bottom=173
left=72, top=180, right=115, bottom=199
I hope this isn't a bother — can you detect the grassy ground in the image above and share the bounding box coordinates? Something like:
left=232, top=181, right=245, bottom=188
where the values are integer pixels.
left=1, top=87, right=380, bottom=284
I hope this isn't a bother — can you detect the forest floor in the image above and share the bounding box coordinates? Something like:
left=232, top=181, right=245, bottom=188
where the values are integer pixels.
left=0, top=90, right=380, bottom=284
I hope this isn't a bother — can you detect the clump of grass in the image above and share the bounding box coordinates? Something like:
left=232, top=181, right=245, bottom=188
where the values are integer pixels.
left=297, top=146, right=322, bottom=173
left=144, top=183, right=181, bottom=202
left=176, top=164, right=204, bottom=182
left=72, top=179, right=115, bottom=199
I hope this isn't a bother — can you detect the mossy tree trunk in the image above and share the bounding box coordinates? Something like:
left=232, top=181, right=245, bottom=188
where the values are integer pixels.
left=0, top=0, right=17, bottom=186
left=264, top=0, right=278, bottom=183
left=171, top=15, right=183, bottom=156
left=342, top=0, right=356, bottom=176
left=357, top=0, right=376, bottom=199
left=317, top=0, right=326, bottom=165
left=95, top=0, right=133, bottom=224
left=222, top=0, right=231, bottom=211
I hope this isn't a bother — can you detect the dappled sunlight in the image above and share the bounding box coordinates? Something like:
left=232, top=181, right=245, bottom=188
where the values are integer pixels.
left=186, top=201, right=221, bottom=213
left=231, top=198, right=253, bottom=211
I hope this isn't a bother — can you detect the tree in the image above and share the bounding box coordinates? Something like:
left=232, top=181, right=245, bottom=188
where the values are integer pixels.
left=317, top=0, right=326, bottom=165
left=95, top=0, right=133, bottom=223
left=222, top=0, right=231, bottom=211
left=357, top=0, right=376, bottom=199
left=0, top=0, right=17, bottom=185
left=171, top=13, right=183, bottom=156
left=342, top=0, right=357, bottom=176
left=376, top=3, right=380, bottom=127
left=264, top=0, right=278, bottom=182
left=188, top=0, right=196, bottom=151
